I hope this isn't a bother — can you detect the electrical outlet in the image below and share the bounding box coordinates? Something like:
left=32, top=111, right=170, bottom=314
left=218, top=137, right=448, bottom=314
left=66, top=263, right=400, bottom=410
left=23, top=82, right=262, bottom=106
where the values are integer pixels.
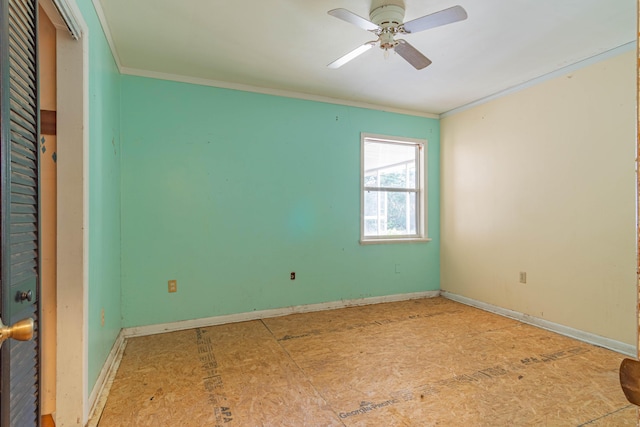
left=101, top=308, right=105, bottom=326
left=290, top=272, right=295, bottom=280
left=519, top=272, right=527, bottom=284
left=168, top=279, right=177, bottom=293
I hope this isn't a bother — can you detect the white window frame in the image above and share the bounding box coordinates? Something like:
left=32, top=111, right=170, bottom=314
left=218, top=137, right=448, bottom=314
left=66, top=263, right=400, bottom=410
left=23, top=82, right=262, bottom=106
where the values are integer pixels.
left=360, top=133, right=430, bottom=244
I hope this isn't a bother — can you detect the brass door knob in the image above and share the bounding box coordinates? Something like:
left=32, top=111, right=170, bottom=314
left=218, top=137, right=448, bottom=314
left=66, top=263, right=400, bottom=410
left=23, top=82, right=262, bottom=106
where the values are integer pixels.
left=0, top=317, right=34, bottom=348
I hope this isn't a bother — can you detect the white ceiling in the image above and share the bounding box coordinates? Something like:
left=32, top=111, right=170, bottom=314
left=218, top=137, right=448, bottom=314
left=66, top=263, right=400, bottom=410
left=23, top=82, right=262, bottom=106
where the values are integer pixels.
left=95, top=0, right=636, bottom=116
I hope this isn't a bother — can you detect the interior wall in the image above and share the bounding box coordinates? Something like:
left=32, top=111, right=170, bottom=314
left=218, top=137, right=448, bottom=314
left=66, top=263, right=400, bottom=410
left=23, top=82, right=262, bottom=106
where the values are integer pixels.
left=75, top=1, right=123, bottom=392
left=120, top=75, right=440, bottom=328
left=38, top=4, right=57, bottom=416
left=440, top=49, right=637, bottom=345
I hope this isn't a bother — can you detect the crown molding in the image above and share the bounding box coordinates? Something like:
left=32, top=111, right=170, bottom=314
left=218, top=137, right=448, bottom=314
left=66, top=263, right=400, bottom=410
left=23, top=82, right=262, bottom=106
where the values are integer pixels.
left=90, top=0, right=123, bottom=72
left=120, top=66, right=439, bottom=119
left=440, top=41, right=636, bottom=119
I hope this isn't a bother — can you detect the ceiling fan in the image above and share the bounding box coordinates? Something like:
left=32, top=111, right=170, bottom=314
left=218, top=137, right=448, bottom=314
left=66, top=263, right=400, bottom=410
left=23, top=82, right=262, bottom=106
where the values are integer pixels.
left=327, top=3, right=467, bottom=70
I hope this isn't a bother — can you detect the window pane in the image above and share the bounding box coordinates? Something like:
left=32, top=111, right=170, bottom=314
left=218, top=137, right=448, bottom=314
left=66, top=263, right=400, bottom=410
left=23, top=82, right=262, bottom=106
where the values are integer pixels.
left=364, top=191, right=385, bottom=236
left=387, top=191, right=416, bottom=235
left=364, top=190, right=379, bottom=217
left=364, top=171, right=378, bottom=187
left=364, top=142, right=417, bottom=189
left=379, top=163, right=408, bottom=188
left=364, top=190, right=416, bottom=236
left=364, top=218, right=379, bottom=236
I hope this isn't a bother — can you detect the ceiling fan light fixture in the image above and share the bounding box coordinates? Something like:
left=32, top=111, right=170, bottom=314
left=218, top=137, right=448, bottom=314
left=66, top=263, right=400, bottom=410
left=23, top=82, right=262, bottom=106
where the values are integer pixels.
left=379, top=32, right=397, bottom=50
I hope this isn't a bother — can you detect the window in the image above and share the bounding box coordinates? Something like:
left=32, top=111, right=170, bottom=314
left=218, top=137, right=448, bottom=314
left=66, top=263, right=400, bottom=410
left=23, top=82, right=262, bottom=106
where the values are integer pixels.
left=361, top=133, right=428, bottom=243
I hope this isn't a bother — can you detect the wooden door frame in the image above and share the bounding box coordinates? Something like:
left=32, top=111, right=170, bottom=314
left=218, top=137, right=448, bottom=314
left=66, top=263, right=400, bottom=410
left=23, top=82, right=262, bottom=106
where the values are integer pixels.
left=637, top=0, right=639, bottom=417
left=39, top=0, right=88, bottom=424
left=636, top=1, right=639, bottom=359
left=57, top=30, right=88, bottom=425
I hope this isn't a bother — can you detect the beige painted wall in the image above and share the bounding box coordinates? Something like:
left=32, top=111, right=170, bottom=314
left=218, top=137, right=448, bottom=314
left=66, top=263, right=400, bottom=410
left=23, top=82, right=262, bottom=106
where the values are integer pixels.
left=441, top=50, right=637, bottom=345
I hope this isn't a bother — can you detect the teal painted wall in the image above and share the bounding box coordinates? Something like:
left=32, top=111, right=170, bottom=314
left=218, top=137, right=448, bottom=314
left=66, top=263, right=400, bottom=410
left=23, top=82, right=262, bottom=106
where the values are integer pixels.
left=120, top=76, right=440, bottom=328
left=77, top=2, right=122, bottom=391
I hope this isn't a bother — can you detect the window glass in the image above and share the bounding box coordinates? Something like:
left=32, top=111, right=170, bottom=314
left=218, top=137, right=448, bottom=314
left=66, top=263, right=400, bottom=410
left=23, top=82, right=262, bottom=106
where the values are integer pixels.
left=361, top=134, right=427, bottom=243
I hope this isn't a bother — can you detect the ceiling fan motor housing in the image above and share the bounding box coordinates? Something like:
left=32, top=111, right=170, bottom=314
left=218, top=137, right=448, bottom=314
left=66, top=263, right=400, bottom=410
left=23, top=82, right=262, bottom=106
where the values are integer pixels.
left=369, top=4, right=405, bottom=29
left=370, top=4, right=405, bottom=50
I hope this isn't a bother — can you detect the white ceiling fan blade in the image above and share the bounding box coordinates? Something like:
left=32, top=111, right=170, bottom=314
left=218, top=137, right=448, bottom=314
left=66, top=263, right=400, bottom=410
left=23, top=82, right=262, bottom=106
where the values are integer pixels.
left=394, top=40, right=432, bottom=70
left=328, top=8, right=379, bottom=31
left=328, top=42, right=376, bottom=69
left=402, top=5, right=468, bottom=33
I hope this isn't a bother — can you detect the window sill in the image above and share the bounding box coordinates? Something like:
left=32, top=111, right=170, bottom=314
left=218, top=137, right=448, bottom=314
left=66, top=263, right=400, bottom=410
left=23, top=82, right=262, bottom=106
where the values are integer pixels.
left=359, top=237, right=432, bottom=245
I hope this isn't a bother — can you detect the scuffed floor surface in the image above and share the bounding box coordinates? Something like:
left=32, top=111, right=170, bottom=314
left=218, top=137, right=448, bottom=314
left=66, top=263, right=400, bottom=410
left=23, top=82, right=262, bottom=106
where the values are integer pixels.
left=96, top=297, right=636, bottom=426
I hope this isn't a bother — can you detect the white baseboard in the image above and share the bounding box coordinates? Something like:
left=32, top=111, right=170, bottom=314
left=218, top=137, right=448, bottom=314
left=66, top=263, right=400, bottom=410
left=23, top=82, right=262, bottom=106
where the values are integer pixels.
left=441, top=291, right=637, bottom=357
left=123, top=291, right=440, bottom=338
left=86, top=330, right=127, bottom=426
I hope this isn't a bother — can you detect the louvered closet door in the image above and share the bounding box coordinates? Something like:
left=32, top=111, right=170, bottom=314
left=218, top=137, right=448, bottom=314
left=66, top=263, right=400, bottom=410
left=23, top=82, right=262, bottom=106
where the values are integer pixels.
left=0, top=0, right=40, bottom=425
